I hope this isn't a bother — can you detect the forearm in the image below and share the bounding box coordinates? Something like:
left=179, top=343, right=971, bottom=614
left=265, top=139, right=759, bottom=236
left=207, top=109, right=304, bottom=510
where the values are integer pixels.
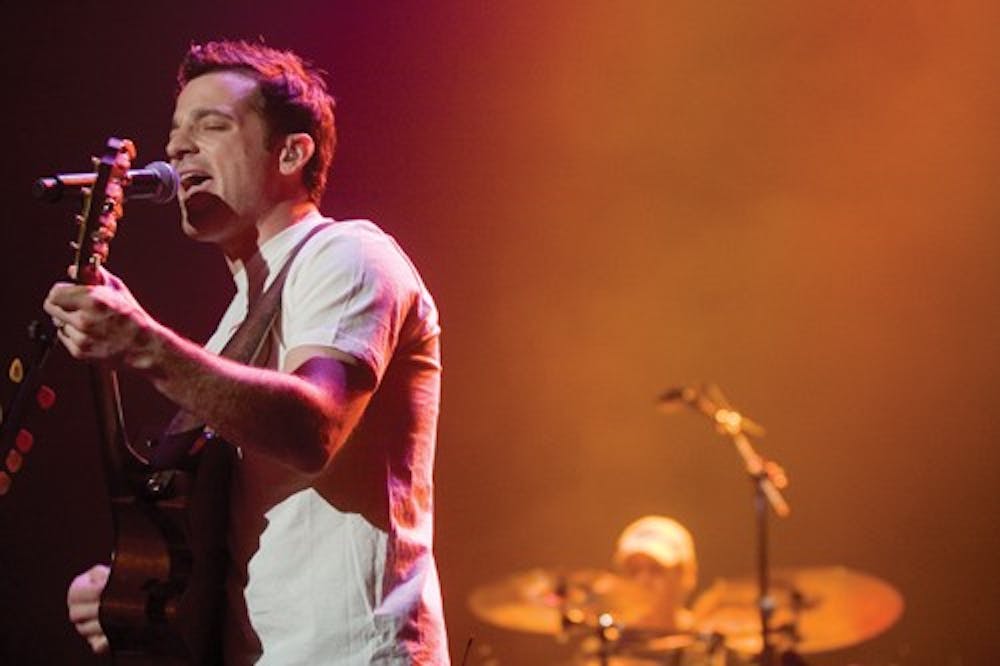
left=43, top=270, right=368, bottom=473
left=132, top=322, right=341, bottom=474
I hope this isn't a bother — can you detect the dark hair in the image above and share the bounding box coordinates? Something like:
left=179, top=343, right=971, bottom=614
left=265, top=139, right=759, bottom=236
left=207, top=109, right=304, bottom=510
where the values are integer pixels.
left=178, top=40, right=336, bottom=203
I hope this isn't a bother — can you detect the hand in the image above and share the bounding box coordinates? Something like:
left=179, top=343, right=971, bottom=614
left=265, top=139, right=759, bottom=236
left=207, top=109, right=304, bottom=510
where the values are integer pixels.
left=42, top=266, right=159, bottom=369
left=67, top=564, right=110, bottom=654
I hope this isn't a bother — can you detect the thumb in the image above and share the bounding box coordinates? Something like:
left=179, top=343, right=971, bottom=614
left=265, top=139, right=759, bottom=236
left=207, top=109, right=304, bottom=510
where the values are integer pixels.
left=98, top=266, right=126, bottom=291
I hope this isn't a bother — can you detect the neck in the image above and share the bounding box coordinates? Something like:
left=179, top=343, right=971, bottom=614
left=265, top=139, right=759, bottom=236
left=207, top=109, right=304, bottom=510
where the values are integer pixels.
left=221, top=196, right=318, bottom=271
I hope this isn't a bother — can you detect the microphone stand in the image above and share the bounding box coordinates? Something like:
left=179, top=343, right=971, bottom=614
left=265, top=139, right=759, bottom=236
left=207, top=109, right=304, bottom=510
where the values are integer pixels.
left=734, top=428, right=788, bottom=666
left=661, top=385, right=790, bottom=666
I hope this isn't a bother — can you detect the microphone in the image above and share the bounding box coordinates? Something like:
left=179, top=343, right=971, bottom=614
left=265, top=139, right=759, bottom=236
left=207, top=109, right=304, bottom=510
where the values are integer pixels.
left=657, top=383, right=788, bottom=516
left=32, top=161, right=179, bottom=204
left=657, top=386, right=698, bottom=411
left=657, top=384, right=766, bottom=437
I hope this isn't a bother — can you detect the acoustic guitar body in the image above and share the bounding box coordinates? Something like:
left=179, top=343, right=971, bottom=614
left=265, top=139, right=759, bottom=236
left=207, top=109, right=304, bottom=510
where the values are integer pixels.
left=100, top=429, right=236, bottom=666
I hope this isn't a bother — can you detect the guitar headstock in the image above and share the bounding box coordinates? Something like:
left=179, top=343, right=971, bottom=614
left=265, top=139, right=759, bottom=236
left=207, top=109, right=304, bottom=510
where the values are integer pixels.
left=73, top=137, right=136, bottom=286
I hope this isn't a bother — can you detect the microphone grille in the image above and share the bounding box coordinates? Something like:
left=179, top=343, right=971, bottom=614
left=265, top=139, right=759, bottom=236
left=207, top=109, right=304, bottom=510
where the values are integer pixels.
left=142, top=161, right=179, bottom=204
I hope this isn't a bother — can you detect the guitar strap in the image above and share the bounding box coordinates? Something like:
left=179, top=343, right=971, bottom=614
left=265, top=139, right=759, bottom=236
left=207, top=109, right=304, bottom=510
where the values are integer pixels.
left=148, top=220, right=332, bottom=470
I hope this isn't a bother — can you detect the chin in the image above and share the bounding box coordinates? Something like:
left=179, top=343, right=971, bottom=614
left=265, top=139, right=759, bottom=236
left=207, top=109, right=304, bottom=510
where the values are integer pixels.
left=179, top=193, right=233, bottom=243
left=180, top=217, right=213, bottom=243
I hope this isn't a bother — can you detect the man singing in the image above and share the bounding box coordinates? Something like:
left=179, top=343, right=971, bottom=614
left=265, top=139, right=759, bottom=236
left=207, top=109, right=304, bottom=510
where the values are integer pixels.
left=47, top=40, right=449, bottom=665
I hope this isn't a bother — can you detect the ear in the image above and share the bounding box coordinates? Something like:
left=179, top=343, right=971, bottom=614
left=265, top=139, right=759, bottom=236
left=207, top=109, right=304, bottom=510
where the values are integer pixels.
left=278, top=133, right=316, bottom=176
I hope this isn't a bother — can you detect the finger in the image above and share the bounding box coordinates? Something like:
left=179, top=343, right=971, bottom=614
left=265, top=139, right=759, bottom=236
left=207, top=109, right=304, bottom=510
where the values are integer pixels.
left=67, top=572, right=105, bottom=605
left=55, top=321, right=78, bottom=343
left=88, top=633, right=110, bottom=655
left=67, top=572, right=96, bottom=604
left=51, top=316, right=64, bottom=331
left=87, top=564, right=110, bottom=584
left=67, top=565, right=109, bottom=605
left=44, top=282, right=88, bottom=312
left=44, top=307, right=82, bottom=336
left=68, top=600, right=100, bottom=623
left=55, top=325, right=92, bottom=360
left=74, top=617, right=103, bottom=638
left=41, top=303, right=69, bottom=329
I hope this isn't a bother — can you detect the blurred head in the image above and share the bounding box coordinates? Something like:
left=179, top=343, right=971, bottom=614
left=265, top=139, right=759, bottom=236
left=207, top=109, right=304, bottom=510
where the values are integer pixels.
left=614, top=515, right=698, bottom=603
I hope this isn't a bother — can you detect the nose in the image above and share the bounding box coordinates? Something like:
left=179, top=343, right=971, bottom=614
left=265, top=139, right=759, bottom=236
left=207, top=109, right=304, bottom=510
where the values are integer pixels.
left=166, top=125, right=196, bottom=162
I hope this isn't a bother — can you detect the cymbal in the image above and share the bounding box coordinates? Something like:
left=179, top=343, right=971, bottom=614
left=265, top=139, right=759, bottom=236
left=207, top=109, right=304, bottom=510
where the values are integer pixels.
left=691, top=565, right=904, bottom=654
left=468, top=567, right=654, bottom=635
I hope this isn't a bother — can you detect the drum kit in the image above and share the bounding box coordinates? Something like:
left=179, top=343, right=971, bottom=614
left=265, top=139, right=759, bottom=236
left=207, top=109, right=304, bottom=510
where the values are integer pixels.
left=467, top=385, right=905, bottom=665
left=467, top=564, right=904, bottom=664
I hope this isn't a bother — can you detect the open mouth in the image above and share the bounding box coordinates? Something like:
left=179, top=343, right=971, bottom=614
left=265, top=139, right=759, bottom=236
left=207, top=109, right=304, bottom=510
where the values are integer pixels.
left=180, top=172, right=212, bottom=196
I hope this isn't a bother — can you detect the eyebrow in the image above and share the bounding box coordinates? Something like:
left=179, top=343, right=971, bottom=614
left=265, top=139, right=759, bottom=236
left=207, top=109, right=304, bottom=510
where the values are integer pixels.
left=170, top=108, right=236, bottom=131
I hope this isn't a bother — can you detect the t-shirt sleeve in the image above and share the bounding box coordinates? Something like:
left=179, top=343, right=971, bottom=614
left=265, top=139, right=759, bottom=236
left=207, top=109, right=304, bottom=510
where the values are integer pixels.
left=279, top=227, right=416, bottom=384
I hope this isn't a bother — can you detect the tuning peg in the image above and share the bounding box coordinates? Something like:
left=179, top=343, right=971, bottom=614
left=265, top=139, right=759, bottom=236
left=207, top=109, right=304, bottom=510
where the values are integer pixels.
left=121, top=138, right=137, bottom=159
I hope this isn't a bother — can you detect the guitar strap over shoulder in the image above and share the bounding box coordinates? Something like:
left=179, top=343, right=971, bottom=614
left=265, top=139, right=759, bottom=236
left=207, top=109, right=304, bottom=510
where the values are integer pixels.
left=149, top=221, right=332, bottom=469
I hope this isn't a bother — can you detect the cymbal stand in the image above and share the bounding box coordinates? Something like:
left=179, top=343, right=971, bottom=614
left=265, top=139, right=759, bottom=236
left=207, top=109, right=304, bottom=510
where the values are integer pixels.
left=556, top=576, right=619, bottom=666
left=659, top=384, right=790, bottom=666
left=594, top=613, right=620, bottom=666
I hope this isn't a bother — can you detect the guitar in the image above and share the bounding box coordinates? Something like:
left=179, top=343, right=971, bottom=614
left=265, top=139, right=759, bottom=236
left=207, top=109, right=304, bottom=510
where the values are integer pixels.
left=71, top=138, right=233, bottom=666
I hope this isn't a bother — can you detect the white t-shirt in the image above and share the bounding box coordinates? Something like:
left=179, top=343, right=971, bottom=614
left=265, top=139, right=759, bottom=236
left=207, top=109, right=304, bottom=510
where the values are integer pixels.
left=205, top=214, right=449, bottom=665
